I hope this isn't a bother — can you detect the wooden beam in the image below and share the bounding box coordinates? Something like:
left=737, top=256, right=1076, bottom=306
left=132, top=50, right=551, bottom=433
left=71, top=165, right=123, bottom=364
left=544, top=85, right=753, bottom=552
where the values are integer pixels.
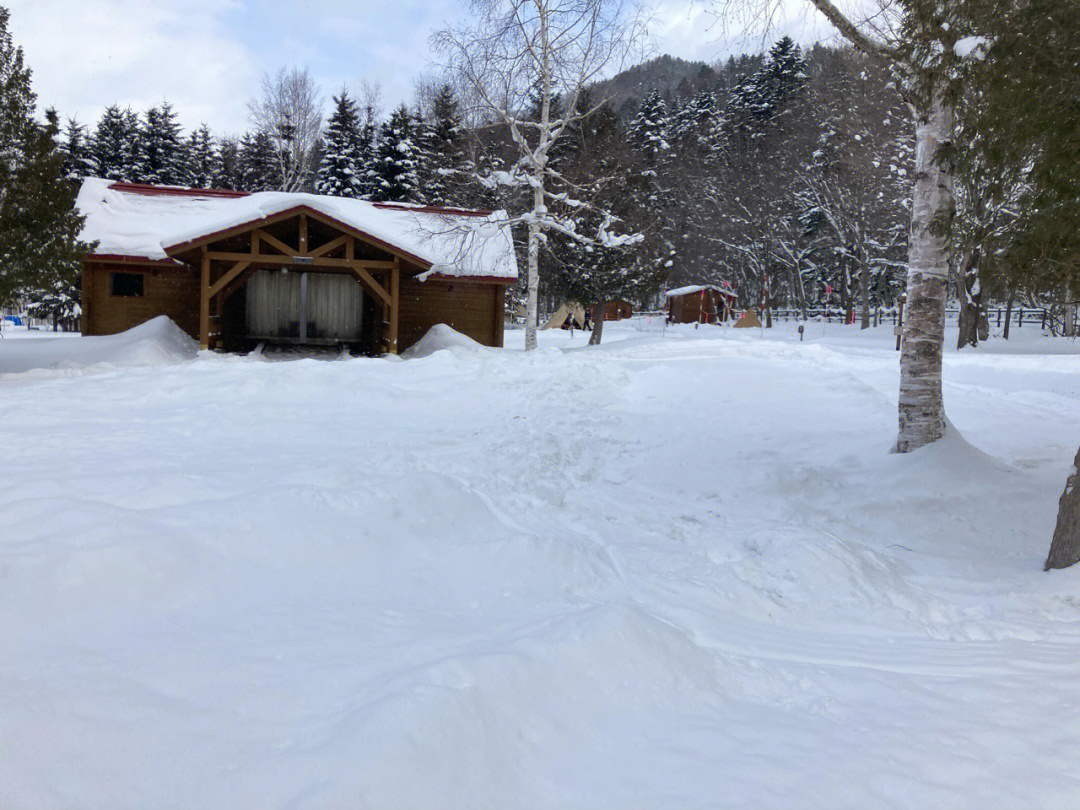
left=199, top=248, right=210, bottom=349
left=345, top=233, right=392, bottom=306
left=204, top=251, right=394, bottom=271
left=389, top=257, right=400, bottom=354
left=208, top=260, right=251, bottom=299
left=299, top=214, right=308, bottom=254
left=307, top=234, right=348, bottom=258
left=221, top=265, right=259, bottom=302
left=347, top=263, right=393, bottom=307
left=255, top=229, right=298, bottom=257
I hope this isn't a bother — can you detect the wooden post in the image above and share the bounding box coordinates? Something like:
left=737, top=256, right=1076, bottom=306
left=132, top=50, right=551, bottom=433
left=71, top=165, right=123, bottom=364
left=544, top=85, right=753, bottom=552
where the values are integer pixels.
left=200, top=247, right=210, bottom=350
left=299, top=214, right=308, bottom=254
left=389, top=257, right=400, bottom=354
left=494, top=285, right=505, bottom=347
left=895, top=295, right=905, bottom=351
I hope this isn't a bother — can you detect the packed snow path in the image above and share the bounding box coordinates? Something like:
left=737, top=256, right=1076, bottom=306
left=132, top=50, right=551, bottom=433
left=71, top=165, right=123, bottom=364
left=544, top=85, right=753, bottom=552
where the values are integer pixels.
left=3, top=320, right=1080, bottom=808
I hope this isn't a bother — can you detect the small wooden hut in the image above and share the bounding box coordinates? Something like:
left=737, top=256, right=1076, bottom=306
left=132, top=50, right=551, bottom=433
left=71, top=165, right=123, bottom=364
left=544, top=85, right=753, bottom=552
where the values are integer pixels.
left=665, top=285, right=737, bottom=324
left=590, top=300, right=633, bottom=322
left=76, top=179, right=518, bottom=354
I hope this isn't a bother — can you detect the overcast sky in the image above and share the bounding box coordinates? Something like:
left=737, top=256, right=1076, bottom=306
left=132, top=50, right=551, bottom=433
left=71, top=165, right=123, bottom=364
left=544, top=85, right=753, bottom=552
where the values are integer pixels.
left=8, top=0, right=832, bottom=135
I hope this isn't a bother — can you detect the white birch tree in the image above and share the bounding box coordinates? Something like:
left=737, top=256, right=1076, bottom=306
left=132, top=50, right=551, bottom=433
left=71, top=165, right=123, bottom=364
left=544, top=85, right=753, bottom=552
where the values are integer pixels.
left=717, top=0, right=958, bottom=453
left=434, top=0, right=647, bottom=350
left=248, top=67, right=323, bottom=193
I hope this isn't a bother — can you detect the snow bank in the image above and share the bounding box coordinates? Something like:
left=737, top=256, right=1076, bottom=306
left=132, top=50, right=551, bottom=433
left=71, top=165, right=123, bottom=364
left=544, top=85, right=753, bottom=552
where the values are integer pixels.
left=0, top=315, right=196, bottom=377
left=4, top=322, right=1080, bottom=808
left=401, top=323, right=488, bottom=359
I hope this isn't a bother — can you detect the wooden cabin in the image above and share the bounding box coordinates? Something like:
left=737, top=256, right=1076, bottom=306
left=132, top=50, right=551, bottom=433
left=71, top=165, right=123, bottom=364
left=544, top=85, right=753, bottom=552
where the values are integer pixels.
left=665, top=284, right=737, bottom=325
left=77, top=180, right=518, bottom=354
left=590, top=300, right=633, bottom=322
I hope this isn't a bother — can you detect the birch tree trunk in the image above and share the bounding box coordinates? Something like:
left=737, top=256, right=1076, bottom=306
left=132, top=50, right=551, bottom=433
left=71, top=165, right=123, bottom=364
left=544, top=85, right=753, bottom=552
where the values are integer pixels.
left=524, top=210, right=541, bottom=351
left=896, top=88, right=953, bottom=453
left=588, top=303, right=606, bottom=345
left=1046, top=446, right=1080, bottom=569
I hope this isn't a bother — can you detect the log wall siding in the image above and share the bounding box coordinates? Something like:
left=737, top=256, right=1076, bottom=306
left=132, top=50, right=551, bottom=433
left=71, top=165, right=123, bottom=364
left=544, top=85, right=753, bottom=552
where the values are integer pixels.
left=82, top=263, right=199, bottom=337
left=668, top=290, right=732, bottom=324
left=82, top=259, right=509, bottom=351
left=398, top=277, right=505, bottom=350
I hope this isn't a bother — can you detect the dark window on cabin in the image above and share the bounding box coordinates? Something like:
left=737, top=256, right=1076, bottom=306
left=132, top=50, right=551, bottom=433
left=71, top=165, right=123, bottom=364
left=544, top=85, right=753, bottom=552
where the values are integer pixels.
left=110, top=272, right=144, bottom=297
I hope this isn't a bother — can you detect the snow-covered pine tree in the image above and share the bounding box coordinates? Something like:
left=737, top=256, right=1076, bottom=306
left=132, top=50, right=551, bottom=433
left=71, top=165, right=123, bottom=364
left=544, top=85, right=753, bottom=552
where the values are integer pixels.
left=217, top=136, right=243, bottom=190
left=23, top=274, right=80, bottom=330
left=548, top=96, right=660, bottom=345
left=91, top=105, right=140, bottom=181
left=0, top=14, right=88, bottom=307
left=374, top=104, right=420, bottom=202
left=352, top=97, right=381, bottom=199
left=630, top=90, right=670, bottom=163
left=185, top=124, right=218, bottom=188
left=624, top=89, right=677, bottom=288
left=723, top=36, right=807, bottom=140
left=239, top=130, right=278, bottom=191
left=135, top=101, right=185, bottom=185
left=757, top=37, right=807, bottom=118
left=315, top=90, right=363, bottom=197
left=671, top=90, right=717, bottom=144
left=417, top=84, right=464, bottom=206
left=58, top=116, right=96, bottom=182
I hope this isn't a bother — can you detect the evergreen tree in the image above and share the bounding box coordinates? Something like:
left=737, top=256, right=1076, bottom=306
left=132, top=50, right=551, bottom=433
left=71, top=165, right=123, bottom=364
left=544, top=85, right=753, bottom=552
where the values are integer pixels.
left=217, top=136, right=243, bottom=190
left=757, top=37, right=807, bottom=117
left=353, top=97, right=381, bottom=200
left=724, top=37, right=808, bottom=140
left=91, top=105, right=139, bottom=181
left=374, top=104, right=420, bottom=202
left=185, top=123, right=217, bottom=188
left=671, top=90, right=717, bottom=143
left=0, top=12, right=88, bottom=306
left=238, top=130, right=277, bottom=192
left=23, top=273, right=80, bottom=329
left=58, top=115, right=95, bottom=182
left=314, top=90, right=363, bottom=197
left=629, top=90, right=670, bottom=163
left=547, top=96, right=662, bottom=345
left=135, top=101, right=185, bottom=185
left=417, top=84, right=463, bottom=205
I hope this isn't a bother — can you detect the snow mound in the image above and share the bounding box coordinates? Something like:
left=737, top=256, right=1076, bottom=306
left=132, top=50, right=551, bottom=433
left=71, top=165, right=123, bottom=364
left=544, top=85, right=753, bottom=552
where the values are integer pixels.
left=401, top=323, right=489, bottom=359
left=0, top=316, right=197, bottom=377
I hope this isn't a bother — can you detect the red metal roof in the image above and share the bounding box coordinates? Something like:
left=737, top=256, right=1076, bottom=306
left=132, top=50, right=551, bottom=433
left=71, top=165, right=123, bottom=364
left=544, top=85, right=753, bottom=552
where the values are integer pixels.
left=107, top=182, right=252, bottom=199
left=372, top=201, right=494, bottom=217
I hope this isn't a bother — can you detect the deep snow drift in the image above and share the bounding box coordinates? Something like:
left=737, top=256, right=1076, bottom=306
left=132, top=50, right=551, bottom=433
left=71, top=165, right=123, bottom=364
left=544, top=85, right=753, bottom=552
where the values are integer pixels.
left=0, top=315, right=195, bottom=377
left=400, top=323, right=487, bottom=359
left=3, top=319, right=1080, bottom=809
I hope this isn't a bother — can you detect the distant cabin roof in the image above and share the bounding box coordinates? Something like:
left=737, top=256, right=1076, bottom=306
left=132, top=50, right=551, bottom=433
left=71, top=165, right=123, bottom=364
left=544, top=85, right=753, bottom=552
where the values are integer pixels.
left=76, top=178, right=519, bottom=281
left=665, top=284, right=736, bottom=298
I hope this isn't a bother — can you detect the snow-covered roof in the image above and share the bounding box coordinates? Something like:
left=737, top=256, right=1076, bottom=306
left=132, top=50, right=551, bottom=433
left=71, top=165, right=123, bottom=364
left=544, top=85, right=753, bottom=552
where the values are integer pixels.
left=76, top=178, right=518, bottom=281
left=665, top=284, right=736, bottom=298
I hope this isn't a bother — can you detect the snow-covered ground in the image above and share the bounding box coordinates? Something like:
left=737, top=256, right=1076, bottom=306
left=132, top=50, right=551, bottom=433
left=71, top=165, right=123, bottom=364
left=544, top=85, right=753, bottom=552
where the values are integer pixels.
left=3, top=318, right=1080, bottom=809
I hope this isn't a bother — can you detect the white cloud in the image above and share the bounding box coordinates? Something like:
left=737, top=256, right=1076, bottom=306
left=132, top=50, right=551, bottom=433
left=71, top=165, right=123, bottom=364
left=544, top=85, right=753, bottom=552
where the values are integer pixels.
left=9, top=0, right=839, bottom=139
left=9, top=0, right=257, bottom=133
